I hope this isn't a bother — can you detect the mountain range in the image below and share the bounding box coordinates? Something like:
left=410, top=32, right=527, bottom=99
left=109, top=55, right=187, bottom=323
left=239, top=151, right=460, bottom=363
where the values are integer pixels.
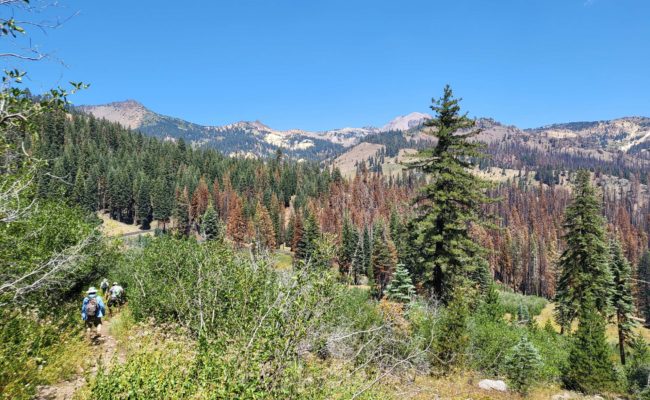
left=77, top=100, right=431, bottom=160
left=78, top=100, right=650, bottom=167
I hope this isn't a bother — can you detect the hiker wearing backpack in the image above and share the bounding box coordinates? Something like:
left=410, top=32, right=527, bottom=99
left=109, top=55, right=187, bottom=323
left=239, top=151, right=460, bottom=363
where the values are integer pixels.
left=81, top=287, right=105, bottom=337
left=107, top=282, right=124, bottom=314
left=100, top=278, right=109, bottom=296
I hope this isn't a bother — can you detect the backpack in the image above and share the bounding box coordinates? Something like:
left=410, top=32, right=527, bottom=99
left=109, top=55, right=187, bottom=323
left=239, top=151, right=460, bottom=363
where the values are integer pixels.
left=86, top=298, right=98, bottom=317
left=112, top=286, right=123, bottom=299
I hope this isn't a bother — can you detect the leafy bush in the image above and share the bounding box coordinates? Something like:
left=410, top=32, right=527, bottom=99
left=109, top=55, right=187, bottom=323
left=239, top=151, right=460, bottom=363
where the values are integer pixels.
left=0, top=303, right=90, bottom=400
left=90, top=340, right=197, bottom=400
left=0, top=201, right=117, bottom=399
left=498, top=289, right=548, bottom=318
left=117, top=237, right=278, bottom=338
left=0, top=201, right=112, bottom=306
left=468, top=313, right=520, bottom=374
left=106, top=236, right=361, bottom=397
left=467, top=294, right=568, bottom=383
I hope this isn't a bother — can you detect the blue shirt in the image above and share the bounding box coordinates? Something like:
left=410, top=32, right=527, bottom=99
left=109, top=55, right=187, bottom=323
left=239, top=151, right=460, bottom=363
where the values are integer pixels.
left=81, top=294, right=106, bottom=320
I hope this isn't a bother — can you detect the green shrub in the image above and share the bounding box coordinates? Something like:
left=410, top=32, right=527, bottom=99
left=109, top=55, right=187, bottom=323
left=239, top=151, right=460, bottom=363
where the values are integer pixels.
left=498, top=289, right=548, bottom=318
left=468, top=313, right=520, bottom=374
left=467, top=301, right=568, bottom=382
left=90, top=340, right=196, bottom=400
left=0, top=201, right=109, bottom=306
left=117, top=237, right=278, bottom=338
left=0, top=303, right=88, bottom=400
left=432, top=289, right=470, bottom=373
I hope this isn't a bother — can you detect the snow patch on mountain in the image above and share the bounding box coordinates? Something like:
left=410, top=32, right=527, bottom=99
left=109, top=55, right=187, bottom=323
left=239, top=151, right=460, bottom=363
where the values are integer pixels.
left=381, top=112, right=431, bottom=132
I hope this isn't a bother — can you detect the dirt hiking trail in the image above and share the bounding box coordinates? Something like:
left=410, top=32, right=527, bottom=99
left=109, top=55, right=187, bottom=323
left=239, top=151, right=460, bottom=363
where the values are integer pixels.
left=34, top=314, right=127, bottom=400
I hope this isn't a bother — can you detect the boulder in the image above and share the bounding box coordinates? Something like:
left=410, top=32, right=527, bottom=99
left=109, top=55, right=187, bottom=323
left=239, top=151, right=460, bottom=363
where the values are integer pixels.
left=477, top=379, right=507, bottom=392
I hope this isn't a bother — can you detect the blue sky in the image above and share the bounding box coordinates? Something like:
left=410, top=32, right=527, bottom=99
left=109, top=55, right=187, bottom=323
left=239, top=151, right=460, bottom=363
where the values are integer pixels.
left=9, top=0, right=650, bottom=131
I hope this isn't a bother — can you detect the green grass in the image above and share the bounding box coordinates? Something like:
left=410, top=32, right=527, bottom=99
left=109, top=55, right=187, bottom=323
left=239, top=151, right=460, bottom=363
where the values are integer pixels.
left=274, top=250, right=293, bottom=270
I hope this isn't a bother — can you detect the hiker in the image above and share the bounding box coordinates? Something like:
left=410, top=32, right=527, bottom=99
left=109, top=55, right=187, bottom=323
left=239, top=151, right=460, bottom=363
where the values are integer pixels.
left=107, top=282, right=125, bottom=314
left=81, top=287, right=105, bottom=338
left=100, top=278, right=109, bottom=296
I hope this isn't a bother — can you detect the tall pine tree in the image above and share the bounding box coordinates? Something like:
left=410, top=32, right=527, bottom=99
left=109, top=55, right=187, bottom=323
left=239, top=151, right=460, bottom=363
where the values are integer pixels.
left=638, top=251, right=650, bottom=327
left=339, top=215, right=358, bottom=279
left=370, top=224, right=397, bottom=299
left=609, top=238, right=636, bottom=365
left=351, top=232, right=366, bottom=285
left=295, top=209, right=319, bottom=263
left=406, top=85, right=494, bottom=302
left=554, top=170, right=612, bottom=332
left=151, top=176, right=172, bottom=231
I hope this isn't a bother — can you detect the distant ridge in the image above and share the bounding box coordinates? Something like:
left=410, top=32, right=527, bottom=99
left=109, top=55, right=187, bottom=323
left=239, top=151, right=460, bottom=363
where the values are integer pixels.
left=78, top=100, right=650, bottom=162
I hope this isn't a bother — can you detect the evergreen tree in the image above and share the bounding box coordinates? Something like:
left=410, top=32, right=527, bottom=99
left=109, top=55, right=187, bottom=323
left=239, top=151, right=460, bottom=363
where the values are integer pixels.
left=384, top=263, right=415, bottom=302
left=638, top=251, right=650, bottom=327
left=406, top=85, right=494, bottom=302
left=562, top=297, right=618, bottom=394
left=71, top=168, right=85, bottom=206
left=363, top=226, right=372, bottom=282
left=339, top=215, right=358, bottom=278
left=269, top=194, right=283, bottom=247
left=82, top=174, right=98, bottom=212
left=202, top=202, right=221, bottom=242
left=370, top=225, right=397, bottom=299
left=135, top=178, right=152, bottom=229
left=625, top=336, right=650, bottom=396
left=505, top=335, right=543, bottom=395
left=295, top=209, right=319, bottom=263
left=517, top=303, right=531, bottom=325
left=609, top=238, right=636, bottom=365
left=151, top=177, right=172, bottom=231
left=351, top=232, right=365, bottom=285
left=479, top=283, right=504, bottom=322
left=555, top=170, right=612, bottom=332
left=108, top=167, right=133, bottom=222
left=175, top=186, right=191, bottom=236
left=285, top=212, right=296, bottom=248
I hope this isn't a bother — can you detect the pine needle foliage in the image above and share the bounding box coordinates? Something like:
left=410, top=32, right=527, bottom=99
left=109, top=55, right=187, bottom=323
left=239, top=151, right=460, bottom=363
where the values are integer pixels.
left=505, top=335, right=543, bottom=394
left=406, top=85, right=494, bottom=303
left=562, top=297, right=618, bottom=394
left=638, top=251, right=650, bottom=327
left=554, top=170, right=612, bottom=331
left=609, top=238, right=636, bottom=365
left=385, top=263, right=415, bottom=303
left=202, top=203, right=221, bottom=242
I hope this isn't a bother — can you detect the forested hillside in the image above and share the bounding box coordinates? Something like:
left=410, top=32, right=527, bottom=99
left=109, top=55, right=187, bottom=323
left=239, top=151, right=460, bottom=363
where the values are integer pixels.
left=30, top=106, right=650, bottom=314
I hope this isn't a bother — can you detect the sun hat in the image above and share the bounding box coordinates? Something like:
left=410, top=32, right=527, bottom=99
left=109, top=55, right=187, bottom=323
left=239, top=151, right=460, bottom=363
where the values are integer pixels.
left=113, top=282, right=118, bottom=285
left=87, top=287, right=97, bottom=294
